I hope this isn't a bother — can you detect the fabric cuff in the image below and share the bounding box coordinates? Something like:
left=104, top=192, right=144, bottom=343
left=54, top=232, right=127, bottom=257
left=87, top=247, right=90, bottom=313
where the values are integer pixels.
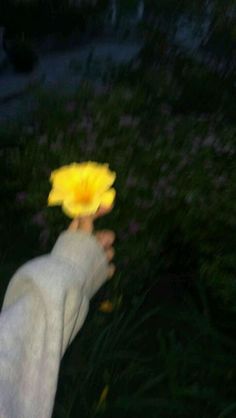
left=50, top=230, right=109, bottom=299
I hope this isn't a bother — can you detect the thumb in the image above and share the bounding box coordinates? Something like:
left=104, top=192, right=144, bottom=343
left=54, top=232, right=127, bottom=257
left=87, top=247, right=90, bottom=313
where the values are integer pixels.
left=79, top=215, right=94, bottom=234
left=68, top=215, right=94, bottom=234
left=68, top=205, right=113, bottom=233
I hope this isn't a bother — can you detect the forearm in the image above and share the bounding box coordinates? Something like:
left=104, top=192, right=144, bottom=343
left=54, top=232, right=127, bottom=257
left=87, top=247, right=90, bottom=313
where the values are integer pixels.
left=0, top=229, right=109, bottom=418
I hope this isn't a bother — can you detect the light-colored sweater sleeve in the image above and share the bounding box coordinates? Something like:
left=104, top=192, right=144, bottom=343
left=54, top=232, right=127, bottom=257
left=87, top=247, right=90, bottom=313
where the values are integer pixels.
left=0, top=229, right=109, bottom=418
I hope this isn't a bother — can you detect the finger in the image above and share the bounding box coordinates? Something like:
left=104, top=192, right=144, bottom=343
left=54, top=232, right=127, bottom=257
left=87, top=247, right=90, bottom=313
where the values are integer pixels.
left=79, top=216, right=94, bottom=233
left=95, top=205, right=113, bottom=219
left=105, top=247, right=115, bottom=262
left=95, top=230, right=116, bottom=249
left=68, top=215, right=94, bottom=233
left=68, top=218, right=80, bottom=231
left=68, top=205, right=113, bottom=232
left=107, top=263, right=116, bottom=279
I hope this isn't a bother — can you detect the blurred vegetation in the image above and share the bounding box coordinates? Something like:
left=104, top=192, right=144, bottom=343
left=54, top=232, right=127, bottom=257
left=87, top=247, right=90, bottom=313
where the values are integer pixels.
left=0, top=0, right=109, bottom=39
left=1, top=1, right=236, bottom=417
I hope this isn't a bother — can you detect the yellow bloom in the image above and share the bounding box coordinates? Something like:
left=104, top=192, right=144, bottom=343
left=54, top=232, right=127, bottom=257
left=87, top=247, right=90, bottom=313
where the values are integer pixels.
left=99, top=300, right=114, bottom=313
left=48, top=161, right=116, bottom=218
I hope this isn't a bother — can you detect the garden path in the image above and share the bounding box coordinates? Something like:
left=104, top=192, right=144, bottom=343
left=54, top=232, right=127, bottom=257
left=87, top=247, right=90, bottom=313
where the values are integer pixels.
left=0, top=38, right=142, bottom=123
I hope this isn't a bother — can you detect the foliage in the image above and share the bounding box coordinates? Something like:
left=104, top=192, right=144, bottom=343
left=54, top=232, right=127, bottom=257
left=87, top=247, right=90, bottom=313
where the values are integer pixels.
left=1, top=74, right=236, bottom=303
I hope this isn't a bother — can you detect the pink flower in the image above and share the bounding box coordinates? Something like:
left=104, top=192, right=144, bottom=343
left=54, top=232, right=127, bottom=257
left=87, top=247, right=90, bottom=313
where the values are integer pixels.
left=39, top=228, right=50, bottom=248
left=93, top=84, right=109, bottom=96
left=128, top=220, right=141, bottom=235
left=32, top=211, right=46, bottom=227
left=80, top=117, right=93, bottom=132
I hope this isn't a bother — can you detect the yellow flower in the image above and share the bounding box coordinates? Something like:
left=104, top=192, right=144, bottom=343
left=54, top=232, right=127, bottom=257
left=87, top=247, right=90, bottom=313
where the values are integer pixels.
left=99, top=300, right=114, bottom=313
left=48, top=161, right=116, bottom=218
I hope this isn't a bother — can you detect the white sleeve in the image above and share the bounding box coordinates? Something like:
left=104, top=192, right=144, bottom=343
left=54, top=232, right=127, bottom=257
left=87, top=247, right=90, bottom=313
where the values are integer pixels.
left=0, top=230, right=109, bottom=418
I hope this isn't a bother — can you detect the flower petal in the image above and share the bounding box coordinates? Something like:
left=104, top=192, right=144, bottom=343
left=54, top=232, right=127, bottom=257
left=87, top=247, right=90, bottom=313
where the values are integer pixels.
left=100, top=188, right=116, bottom=207
left=48, top=162, right=117, bottom=218
left=50, top=163, right=80, bottom=189
left=48, top=188, right=70, bottom=205
left=62, top=196, right=101, bottom=218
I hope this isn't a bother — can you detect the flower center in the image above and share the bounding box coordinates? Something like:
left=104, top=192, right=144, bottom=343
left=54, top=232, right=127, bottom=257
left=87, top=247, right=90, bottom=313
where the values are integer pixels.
left=75, top=183, right=93, bottom=204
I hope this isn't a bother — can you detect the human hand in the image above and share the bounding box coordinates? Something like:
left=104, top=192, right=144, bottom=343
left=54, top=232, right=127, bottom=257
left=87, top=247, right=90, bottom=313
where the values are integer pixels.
left=67, top=206, right=116, bottom=279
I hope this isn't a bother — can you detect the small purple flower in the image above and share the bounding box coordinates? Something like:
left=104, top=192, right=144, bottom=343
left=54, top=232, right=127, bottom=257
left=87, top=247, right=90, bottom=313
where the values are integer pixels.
left=93, top=84, right=109, bottom=96
left=65, top=101, right=76, bottom=113
left=39, top=228, right=50, bottom=248
left=128, top=220, right=141, bottom=235
left=126, top=175, right=138, bottom=187
left=32, top=211, right=46, bottom=227
left=16, top=191, right=28, bottom=204
left=119, top=115, right=139, bottom=128
left=80, top=117, right=93, bottom=132
left=202, top=135, right=216, bottom=147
